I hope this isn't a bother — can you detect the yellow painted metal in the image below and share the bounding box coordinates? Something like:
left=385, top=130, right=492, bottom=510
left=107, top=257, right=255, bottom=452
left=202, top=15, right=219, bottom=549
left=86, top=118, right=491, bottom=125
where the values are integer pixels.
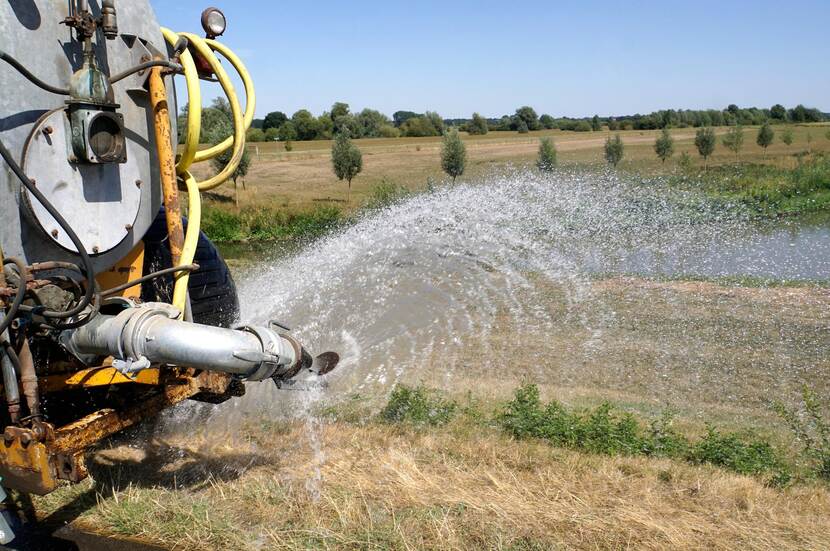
left=95, top=242, right=145, bottom=298
left=149, top=66, right=185, bottom=271
left=0, top=439, right=58, bottom=495
left=42, top=367, right=161, bottom=392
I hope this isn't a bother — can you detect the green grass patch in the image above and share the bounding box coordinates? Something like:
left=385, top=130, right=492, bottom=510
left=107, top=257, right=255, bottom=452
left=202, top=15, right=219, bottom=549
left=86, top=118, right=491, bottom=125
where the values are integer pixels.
left=201, top=204, right=342, bottom=243
left=671, top=154, right=830, bottom=216
left=496, top=384, right=794, bottom=485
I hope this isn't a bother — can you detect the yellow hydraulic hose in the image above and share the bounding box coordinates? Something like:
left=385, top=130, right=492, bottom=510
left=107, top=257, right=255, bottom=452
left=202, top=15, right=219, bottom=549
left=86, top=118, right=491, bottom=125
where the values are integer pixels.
left=171, top=171, right=201, bottom=312
left=191, top=38, right=256, bottom=164
left=160, top=28, right=200, bottom=173
left=158, top=27, right=255, bottom=312
left=178, top=32, right=244, bottom=191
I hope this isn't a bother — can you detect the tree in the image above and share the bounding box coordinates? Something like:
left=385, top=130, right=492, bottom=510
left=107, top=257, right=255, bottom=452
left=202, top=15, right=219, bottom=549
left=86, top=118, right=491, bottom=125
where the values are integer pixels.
left=357, top=109, right=391, bottom=138
left=770, top=104, right=787, bottom=122
left=330, top=102, right=350, bottom=121
left=468, top=112, right=489, bottom=135
left=591, top=115, right=601, bottom=131
left=722, top=125, right=744, bottom=161
left=756, top=122, right=774, bottom=158
left=781, top=127, right=794, bottom=148
left=424, top=111, right=445, bottom=135
left=264, top=127, right=279, bottom=142
left=514, top=106, right=540, bottom=131
left=604, top=134, right=624, bottom=167
left=209, top=121, right=251, bottom=207
left=246, top=128, right=266, bottom=142
left=536, top=137, right=557, bottom=172
left=825, top=129, right=830, bottom=142
left=441, top=128, right=466, bottom=183
left=654, top=128, right=675, bottom=163
left=277, top=121, right=297, bottom=142
left=400, top=116, right=440, bottom=137
left=393, top=110, right=419, bottom=127
left=263, top=111, right=288, bottom=131
left=539, top=114, right=556, bottom=129
left=333, top=113, right=360, bottom=138
left=291, top=109, right=322, bottom=141
left=694, top=127, right=716, bottom=168
left=517, top=119, right=529, bottom=134
left=331, top=131, right=363, bottom=202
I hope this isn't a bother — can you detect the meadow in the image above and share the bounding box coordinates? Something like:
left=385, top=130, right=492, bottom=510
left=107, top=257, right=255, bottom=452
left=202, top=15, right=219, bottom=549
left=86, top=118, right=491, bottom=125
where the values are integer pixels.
left=25, top=123, right=830, bottom=550
left=197, top=124, right=830, bottom=214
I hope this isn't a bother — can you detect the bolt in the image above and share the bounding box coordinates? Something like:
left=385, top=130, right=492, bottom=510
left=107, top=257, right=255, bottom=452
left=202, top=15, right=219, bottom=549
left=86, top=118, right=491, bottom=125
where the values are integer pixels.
left=135, top=179, right=142, bottom=188
left=30, top=179, right=36, bottom=187
left=51, top=229, right=59, bottom=238
left=92, top=246, right=100, bottom=254
left=43, top=126, right=53, bottom=135
left=125, top=223, right=133, bottom=231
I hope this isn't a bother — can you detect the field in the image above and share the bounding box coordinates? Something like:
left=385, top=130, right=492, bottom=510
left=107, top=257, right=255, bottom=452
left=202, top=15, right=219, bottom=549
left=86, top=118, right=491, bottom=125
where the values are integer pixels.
left=196, top=124, right=830, bottom=213
left=21, top=123, right=830, bottom=549
left=31, top=277, right=830, bottom=550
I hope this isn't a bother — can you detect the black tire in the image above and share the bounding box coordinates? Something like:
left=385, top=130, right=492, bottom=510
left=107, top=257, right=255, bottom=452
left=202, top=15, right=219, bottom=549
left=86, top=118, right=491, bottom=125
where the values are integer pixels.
left=141, top=210, right=240, bottom=328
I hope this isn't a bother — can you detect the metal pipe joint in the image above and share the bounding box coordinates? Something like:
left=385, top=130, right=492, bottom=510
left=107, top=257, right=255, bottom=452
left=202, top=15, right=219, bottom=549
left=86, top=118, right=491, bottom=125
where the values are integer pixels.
left=61, top=303, right=302, bottom=381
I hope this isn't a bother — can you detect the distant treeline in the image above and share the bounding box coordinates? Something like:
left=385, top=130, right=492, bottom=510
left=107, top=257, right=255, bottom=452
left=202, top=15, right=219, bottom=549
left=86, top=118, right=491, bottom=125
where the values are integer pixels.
left=187, top=100, right=828, bottom=144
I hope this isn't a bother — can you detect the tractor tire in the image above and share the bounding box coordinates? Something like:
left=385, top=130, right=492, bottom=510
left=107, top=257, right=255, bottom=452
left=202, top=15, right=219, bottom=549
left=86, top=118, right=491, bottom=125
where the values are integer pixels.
left=141, top=210, right=240, bottom=328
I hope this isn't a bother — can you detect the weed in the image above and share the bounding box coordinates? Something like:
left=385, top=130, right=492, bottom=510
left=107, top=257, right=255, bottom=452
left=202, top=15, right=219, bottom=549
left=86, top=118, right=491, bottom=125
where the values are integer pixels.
left=498, top=384, right=791, bottom=481
left=364, top=180, right=410, bottom=210
left=669, top=154, right=830, bottom=216
left=687, top=426, right=783, bottom=476
left=380, top=385, right=458, bottom=427
left=774, top=387, right=830, bottom=481
left=201, top=204, right=342, bottom=243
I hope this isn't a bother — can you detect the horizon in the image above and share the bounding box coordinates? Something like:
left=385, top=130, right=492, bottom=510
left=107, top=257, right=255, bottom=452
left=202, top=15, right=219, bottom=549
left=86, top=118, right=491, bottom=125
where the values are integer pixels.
left=151, top=1, right=830, bottom=119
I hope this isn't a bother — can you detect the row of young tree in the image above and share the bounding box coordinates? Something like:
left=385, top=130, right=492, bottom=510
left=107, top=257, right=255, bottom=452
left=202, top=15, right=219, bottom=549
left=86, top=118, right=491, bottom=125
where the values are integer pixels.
left=534, top=123, right=826, bottom=172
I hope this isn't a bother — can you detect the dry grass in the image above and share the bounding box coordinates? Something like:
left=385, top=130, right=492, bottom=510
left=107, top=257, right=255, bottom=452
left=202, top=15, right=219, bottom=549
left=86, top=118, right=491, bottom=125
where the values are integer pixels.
left=38, top=420, right=830, bottom=550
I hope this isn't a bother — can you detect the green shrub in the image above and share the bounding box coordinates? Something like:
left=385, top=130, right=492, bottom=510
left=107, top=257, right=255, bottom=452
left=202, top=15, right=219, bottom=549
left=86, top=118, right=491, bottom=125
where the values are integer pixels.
left=498, top=385, right=645, bottom=456
left=381, top=385, right=458, bottom=427
left=498, top=384, right=790, bottom=480
left=688, top=426, right=783, bottom=476
left=201, top=205, right=342, bottom=243
left=536, top=138, right=557, bottom=172
left=365, top=180, right=410, bottom=209
left=774, top=387, right=830, bottom=481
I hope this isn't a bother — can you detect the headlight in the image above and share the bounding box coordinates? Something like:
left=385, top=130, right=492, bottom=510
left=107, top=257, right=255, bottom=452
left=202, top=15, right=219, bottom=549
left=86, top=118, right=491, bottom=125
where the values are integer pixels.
left=201, top=7, right=227, bottom=38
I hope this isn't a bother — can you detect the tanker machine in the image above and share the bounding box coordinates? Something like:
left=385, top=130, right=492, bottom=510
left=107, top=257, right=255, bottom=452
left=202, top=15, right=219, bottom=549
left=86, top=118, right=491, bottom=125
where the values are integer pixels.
left=0, top=0, right=339, bottom=521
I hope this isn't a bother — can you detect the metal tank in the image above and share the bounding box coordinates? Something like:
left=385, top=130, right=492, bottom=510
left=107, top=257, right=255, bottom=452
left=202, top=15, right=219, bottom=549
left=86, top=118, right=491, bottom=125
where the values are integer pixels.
left=0, top=3, right=340, bottom=538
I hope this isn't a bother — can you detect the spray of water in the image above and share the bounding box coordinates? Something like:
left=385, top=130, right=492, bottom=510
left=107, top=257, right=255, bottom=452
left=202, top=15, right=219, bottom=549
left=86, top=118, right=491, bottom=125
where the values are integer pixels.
left=156, top=168, right=828, bottom=483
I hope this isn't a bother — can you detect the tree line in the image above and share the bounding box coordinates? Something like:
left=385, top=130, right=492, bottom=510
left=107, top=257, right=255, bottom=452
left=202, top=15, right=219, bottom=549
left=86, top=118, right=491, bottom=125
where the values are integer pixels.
left=183, top=100, right=827, bottom=146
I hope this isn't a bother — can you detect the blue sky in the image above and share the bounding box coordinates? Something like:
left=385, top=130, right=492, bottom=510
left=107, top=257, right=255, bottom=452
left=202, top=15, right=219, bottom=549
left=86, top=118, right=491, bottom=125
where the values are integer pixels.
left=151, top=0, right=830, bottom=119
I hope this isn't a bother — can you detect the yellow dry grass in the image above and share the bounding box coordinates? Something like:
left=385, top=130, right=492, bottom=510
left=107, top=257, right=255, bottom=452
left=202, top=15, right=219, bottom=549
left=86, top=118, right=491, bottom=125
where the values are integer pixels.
left=41, top=421, right=830, bottom=550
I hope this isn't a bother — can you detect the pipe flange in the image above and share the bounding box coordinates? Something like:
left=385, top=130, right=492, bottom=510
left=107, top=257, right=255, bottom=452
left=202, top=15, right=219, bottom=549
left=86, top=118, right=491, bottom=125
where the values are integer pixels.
left=119, top=302, right=180, bottom=363
left=236, top=325, right=284, bottom=381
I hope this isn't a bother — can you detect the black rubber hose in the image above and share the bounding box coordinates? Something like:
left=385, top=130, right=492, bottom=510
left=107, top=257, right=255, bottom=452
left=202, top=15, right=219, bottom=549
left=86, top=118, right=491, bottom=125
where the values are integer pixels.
left=0, top=139, right=95, bottom=321
left=0, top=257, right=28, bottom=336
left=109, top=60, right=183, bottom=84
left=0, top=50, right=70, bottom=95
left=101, top=263, right=199, bottom=298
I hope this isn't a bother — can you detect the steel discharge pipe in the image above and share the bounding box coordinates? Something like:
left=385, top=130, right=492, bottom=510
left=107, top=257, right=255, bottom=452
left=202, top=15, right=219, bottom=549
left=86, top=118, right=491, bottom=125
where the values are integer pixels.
left=62, top=303, right=305, bottom=381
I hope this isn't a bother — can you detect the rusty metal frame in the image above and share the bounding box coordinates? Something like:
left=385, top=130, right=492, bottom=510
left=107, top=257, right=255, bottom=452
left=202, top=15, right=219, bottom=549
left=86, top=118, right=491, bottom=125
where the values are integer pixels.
left=0, top=370, right=235, bottom=495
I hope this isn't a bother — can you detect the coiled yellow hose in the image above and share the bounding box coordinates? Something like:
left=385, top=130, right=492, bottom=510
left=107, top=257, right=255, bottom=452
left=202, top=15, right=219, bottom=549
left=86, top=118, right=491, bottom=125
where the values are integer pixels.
left=160, top=27, right=255, bottom=314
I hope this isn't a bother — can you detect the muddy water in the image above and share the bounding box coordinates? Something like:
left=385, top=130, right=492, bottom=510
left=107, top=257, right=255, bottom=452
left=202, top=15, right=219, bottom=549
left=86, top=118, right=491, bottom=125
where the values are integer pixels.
left=207, top=170, right=830, bottom=424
